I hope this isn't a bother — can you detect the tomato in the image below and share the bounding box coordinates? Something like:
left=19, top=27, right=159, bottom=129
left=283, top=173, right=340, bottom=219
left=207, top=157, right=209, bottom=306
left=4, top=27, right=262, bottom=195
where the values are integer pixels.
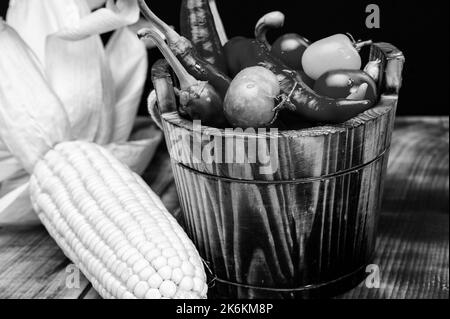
left=271, top=33, right=310, bottom=71
left=224, top=66, right=280, bottom=128
left=313, top=69, right=378, bottom=104
left=302, top=34, right=371, bottom=80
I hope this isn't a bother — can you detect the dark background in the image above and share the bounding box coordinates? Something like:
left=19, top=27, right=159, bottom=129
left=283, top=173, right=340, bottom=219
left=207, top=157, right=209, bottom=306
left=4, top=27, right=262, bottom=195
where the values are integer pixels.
left=1, top=0, right=449, bottom=115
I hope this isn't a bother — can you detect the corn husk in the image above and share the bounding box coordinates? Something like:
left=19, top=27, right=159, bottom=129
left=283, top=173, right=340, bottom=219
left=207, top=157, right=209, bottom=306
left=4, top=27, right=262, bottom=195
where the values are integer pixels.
left=0, top=140, right=24, bottom=182
left=0, top=119, right=161, bottom=225
left=106, top=27, right=148, bottom=142
left=86, top=0, right=107, bottom=10
left=0, top=22, right=71, bottom=172
left=107, top=117, right=162, bottom=175
left=148, top=89, right=163, bottom=130
left=0, top=1, right=160, bottom=225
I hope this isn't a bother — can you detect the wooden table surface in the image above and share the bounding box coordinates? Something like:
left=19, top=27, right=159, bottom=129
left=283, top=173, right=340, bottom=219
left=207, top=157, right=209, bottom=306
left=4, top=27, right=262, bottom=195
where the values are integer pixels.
left=0, top=117, right=448, bottom=299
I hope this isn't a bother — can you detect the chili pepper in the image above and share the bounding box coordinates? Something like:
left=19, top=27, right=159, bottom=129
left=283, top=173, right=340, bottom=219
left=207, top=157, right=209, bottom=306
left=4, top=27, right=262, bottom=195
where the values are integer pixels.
left=151, top=59, right=178, bottom=115
left=224, top=34, right=313, bottom=86
left=314, top=69, right=378, bottom=105
left=180, top=0, right=228, bottom=73
left=226, top=38, right=371, bottom=123
left=138, top=0, right=231, bottom=100
left=254, top=11, right=285, bottom=50
left=254, top=11, right=310, bottom=64
left=270, top=33, right=311, bottom=72
left=139, top=28, right=228, bottom=128
left=223, top=36, right=252, bottom=77
left=253, top=12, right=314, bottom=87
left=208, top=0, right=228, bottom=45
left=253, top=12, right=314, bottom=88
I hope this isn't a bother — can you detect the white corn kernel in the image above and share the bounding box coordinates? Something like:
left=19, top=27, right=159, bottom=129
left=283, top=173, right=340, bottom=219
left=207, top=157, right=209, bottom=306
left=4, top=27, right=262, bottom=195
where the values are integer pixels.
left=152, top=256, right=167, bottom=269
left=179, top=277, right=194, bottom=291
left=158, top=265, right=173, bottom=280
left=148, top=273, right=163, bottom=289
left=139, top=267, right=155, bottom=281
left=145, top=288, right=162, bottom=299
left=134, top=281, right=150, bottom=299
left=126, top=253, right=141, bottom=267
left=123, top=291, right=135, bottom=299
left=145, top=248, right=162, bottom=261
left=171, top=268, right=184, bottom=284
left=168, top=256, right=181, bottom=268
left=133, top=259, right=149, bottom=274
left=160, top=280, right=177, bottom=298
left=193, top=277, right=203, bottom=292
left=201, top=283, right=208, bottom=296
left=181, top=262, right=195, bottom=277
left=126, top=274, right=140, bottom=292
left=162, top=248, right=177, bottom=258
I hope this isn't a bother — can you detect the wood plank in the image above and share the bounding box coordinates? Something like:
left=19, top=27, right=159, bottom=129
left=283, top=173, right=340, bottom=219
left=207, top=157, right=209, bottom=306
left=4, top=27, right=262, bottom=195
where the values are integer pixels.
left=0, top=224, right=91, bottom=299
left=338, top=117, right=449, bottom=299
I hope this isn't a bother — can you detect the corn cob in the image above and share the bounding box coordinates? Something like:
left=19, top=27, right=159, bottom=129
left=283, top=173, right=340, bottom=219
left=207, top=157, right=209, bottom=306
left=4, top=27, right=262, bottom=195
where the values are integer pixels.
left=28, top=141, right=208, bottom=299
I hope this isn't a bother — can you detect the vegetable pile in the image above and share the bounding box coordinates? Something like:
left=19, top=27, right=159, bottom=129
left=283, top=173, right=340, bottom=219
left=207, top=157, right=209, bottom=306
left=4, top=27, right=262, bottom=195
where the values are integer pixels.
left=139, top=0, right=381, bottom=129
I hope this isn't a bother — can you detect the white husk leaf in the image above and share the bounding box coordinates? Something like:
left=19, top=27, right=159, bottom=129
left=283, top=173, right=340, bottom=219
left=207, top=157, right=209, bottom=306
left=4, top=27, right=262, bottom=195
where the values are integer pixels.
left=106, top=117, right=162, bottom=174
left=44, top=0, right=141, bottom=143
left=6, top=0, right=80, bottom=66
left=46, top=33, right=107, bottom=141
left=0, top=22, right=71, bottom=172
left=86, top=0, right=107, bottom=10
left=0, top=181, right=40, bottom=226
left=107, top=27, right=148, bottom=142
left=0, top=1, right=158, bottom=225
left=147, top=90, right=163, bottom=130
left=93, top=41, right=116, bottom=145
left=0, top=140, right=24, bottom=182
left=54, top=0, right=140, bottom=41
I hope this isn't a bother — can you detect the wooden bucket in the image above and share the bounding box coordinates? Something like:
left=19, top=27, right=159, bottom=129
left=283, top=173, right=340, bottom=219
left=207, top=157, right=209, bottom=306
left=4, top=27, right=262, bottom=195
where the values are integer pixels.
left=155, top=43, right=405, bottom=298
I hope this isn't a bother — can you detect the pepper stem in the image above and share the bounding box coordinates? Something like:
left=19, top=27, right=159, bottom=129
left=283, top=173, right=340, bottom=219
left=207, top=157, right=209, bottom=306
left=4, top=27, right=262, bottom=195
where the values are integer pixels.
left=138, top=28, right=196, bottom=90
left=354, top=40, right=373, bottom=51
left=345, top=33, right=372, bottom=51
left=254, top=11, right=285, bottom=50
left=208, top=0, right=228, bottom=45
left=273, top=82, right=298, bottom=112
left=138, top=0, right=180, bottom=44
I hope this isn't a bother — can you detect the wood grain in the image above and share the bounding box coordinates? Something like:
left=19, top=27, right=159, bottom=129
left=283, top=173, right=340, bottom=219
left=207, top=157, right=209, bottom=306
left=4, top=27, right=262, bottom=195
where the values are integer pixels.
left=159, top=43, right=404, bottom=298
left=0, top=224, right=91, bottom=299
left=338, top=117, right=449, bottom=299
left=0, top=118, right=447, bottom=299
left=172, top=155, right=387, bottom=298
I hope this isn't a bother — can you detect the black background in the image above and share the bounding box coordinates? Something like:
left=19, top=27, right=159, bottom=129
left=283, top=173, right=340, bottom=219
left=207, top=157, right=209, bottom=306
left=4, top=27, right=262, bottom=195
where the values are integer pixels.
left=1, top=0, right=449, bottom=116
